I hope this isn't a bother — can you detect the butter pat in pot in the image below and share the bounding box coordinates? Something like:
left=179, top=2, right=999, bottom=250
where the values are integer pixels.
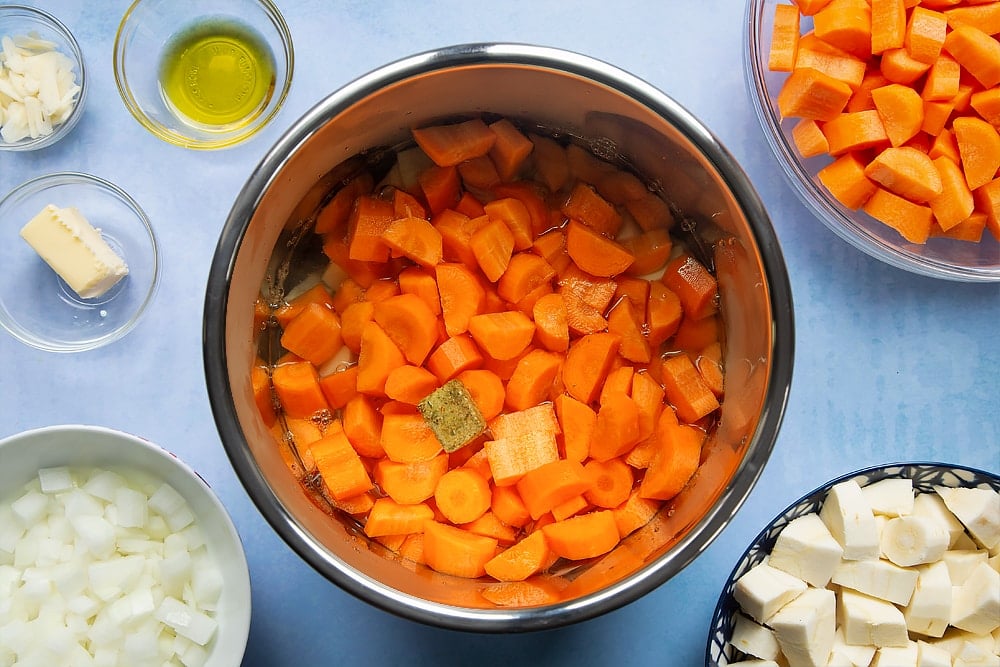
left=20, top=203, right=128, bottom=299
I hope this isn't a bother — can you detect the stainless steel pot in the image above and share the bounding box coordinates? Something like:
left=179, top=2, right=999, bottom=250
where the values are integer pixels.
left=204, top=42, right=794, bottom=632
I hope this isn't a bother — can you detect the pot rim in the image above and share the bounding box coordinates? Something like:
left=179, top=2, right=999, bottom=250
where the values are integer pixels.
left=203, top=42, right=794, bottom=632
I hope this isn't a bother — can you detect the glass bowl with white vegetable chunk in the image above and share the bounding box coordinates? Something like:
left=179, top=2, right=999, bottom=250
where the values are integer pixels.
left=0, top=424, right=251, bottom=667
left=0, top=172, right=159, bottom=352
left=706, top=462, right=1000, bottom=667
left=0, top=5, right=87, bottom=151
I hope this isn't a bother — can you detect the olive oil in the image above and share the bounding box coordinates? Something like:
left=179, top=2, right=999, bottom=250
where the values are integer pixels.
left=158, top=18, right=275, bottom=128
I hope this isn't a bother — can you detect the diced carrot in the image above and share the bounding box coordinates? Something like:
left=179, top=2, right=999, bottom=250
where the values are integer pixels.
left=552, top=393, right=596, bottom=464
left=818, top=151, right=880, bottom=209
left=769, top=3, right=801, bottom=71
left=929, top=127, right=960, bottom=163
left=630, top=370, right=665, bottom=443
left=823, top=110, right=890, bottom=155
left=315, top=172, right=374, bottom=235
left=469, top=218, right=515, bottom=283
left=412, top=118, right=497, bottom=167
left=419, top=164, right=461, bottom=216
left=904, top=6, right=947, bottom=64
left=449, top=369, right=503, bottom=422
left=660, top=353, right=720, bottom=423
left=274, top=283, right=336, bottom=328
left=529, top=133, right=570, bottom=192
left=793, top=0, right=835, bottom=17
left=589, top=392, right=642, bottom=462
left=870, top=83, right=924, bottom=147
left=457, top=155, right=501, bottom=191
left=880, top=47, right=932, bottom=84
left=607, top=296, right=650, bottom=364
left=661, top=253, right=719, bottom=322
left=397, top=266, right=441, bottom=316
left=620, top=228, right=673, bottom=277
left=976, top=178, right=1000, bottom=240
left=434, top=468, right=492, bottom=524
left=483, top=530, right=552, bottom=582
left=847, top=70, right=891, bottom=113
left=493, top=181, right=551, bottom=237
left=551, top=494, right=589, bottom=522
left=696, top=341, right=725, bottom=399
left=380, top=412, right=444, bottom=463
left=561, top=182, right=623, bottom=237
left=596, top=169, right=648, bottom=205
left=426, top=335, right=484, bottom=383
left=384, top=364, right=439, bottom=405
left=671, top=312, right=721, bottom=354
left=614, top=276, right=651, bottom=312
left=454, top=191, right=486, bottom=219
left=497, top=252, right=556, bottom=306
left=776, top=67, right=853, bottom=121
left=484, top=430, right=559, bottom=486
left=466, top=310, right=536, bottom=362
left=794, top=33, right=867, bottom=89
left=330, top=491, right=376, bottom=517
left=434, top=209, right=480, bottom=268
left=505, top=349, right=562, bottom=412
left=312, top=429, right=374, bottom=501
left=318, top=365, right=358, bottom=410
left=625, top=192, right=675, bottom=232
left=356, top=320, right=407, bottom=397
left=646, top=281, right=683, bottom=347
left=374, top=453, right=449, bottom=505
left=638, top=420, right=703, bottom=502
left=488, top=118, right=534, bottom=182
left=343, top=393, right=384, bottom=458
left=599, top=365, right=634, bottom=406
left=864, top=146, right=943, bottom=202
left=531, top=229, right=570, bottom=273
left=491, top=484, right=532, bottom=528
left=791, top=118, right=831, bottom=158
left=330, top=277, right=366, bottom=315
left=461, top=511, right=518, bottom=545
left=932, top=211, right=987, bottom=242
left=480, top=579, right=562, bottom=607
left=921, top=53, right=960, bottom=102
left=952, top=116, right=1000, bottom=190
left=252, top=365, right=276, bottom=427
left=348, top=196, right=395, bottom=263
left=565, top=220, right=634, bottom=278
left=364, top=499, right=434, bottom=538
left=970, top=87, right=1000, bottom=128
left=485, top=197, right=534, bottom=252
left=489, top=403, right=560, bottom=440
left=436, top=262, right=486, bottom=336
left=272, top=361, right=329, bottom=418
left=944, top=3, right=1000, bottom=37
left=515, top=459, right=591, bottom=520
left=392, top=187, right=428, bottom=220
left=929, top=155, right=976, bottom=231
left=541, top=510, right=620, bottom=560
left=944, top=24, right=1000, bottom=88
left=583, top=458, right=634, bottom=509
left=364, top=278, right=400, bottom=304
left=814, top=0, right=872, bottom=59
left=422, top=520, right=498, bottom=578
left=612, top=488, right=662, bottom=538
left=338, top=300, right=374, bottom=355
left=870, top=0, right=907, bottom=55
left=862, top=187, right=935, bottom=243
left=380, top=216, right=443, bottom=269
left=561, top=332, right=621, bottom=405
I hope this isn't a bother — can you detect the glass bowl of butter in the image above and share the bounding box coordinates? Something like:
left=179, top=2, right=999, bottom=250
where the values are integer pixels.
left=0, top=5, right=88, bottom=151
left=0, top=172, right=159, bottom=352
left=113, top=0, right=294, bottom=150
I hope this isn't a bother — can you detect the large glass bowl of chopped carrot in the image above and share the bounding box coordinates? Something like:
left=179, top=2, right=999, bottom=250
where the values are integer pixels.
left=746, top=0, right=1000, bottom=282
left=204, top=42, right=795, bottom=631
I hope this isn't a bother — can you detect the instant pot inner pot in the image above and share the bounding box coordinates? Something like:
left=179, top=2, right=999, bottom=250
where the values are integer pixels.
left=219, top=59, right=781, bottom=621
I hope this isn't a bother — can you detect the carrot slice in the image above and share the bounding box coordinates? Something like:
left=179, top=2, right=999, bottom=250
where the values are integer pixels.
left=342, top=394, right=385, bottom=458
left=791, top=118, right=831, bottom=158
left=426, top=335, right=484, bottom=383
left=412, top=119, right=497, bottom=167
left=356, top=320, right=407, bottom=397
left=870, top=0, right=906, bottom=55
left=823, top=110, right=890, bottom=155
left=467, top=311, right=535, bottom=362
left=383, top=364, right=439, bottom=405
left=483, top=530, right=552, bottom=582
left=434, top=468, right=492, bottom=525
left=529, top=133, right=570, bottom=192
left=661, top=253, right=719, bottom=322
left=943, top=23, right=1000, bottom=89
left=561, top=182, right=622, bottom=237
left=315, top=173, right=374, bottom=235
left=970, top=87, right=1000, bottom=128
left=607, top=296, right=651, bottom=364
left=469, top=219, right=515, bottom=283
left=818, top=151, right=879, bottom=209
left=776, top=67, right=853, bottom=121
left=458, top=154, right=501, bottom=191
left=565, top=220, right=634, bottom=278
left=904, top=6, right=947, bottom=64
left=374, top=453, right=449, bottom=505
left=561, top=332, right=621, bottom=405
left=372, top=293, right=439, bottom=366
left=380, top=412, right=444, bottom=463
left=422, top=520, right=498, bottom=578
left=638, top=421, right=703, bottom=502
left=348, top=196, right=395, bottom=263
left=929, top=156, right=976, bottom=232
left=541, top=510, right=620, bottom=560
left=660, top=353, right=720, bottom=423
left=921, top=53, right=960, bottom=102
left=272, top=361, right=329, bottom=418
left=952, top=116, right=1000, bottom=191
left=814, top=0, right=873, bottom=59
left=279, top=302, right=343, bottom=367
left=589, top=393, right=642, bottom=462
left=312, top=429, right=374, bottom=501
left=612, top=489, right=662, bottom=538
left=435, top=262, right=486, bottom=336
left=484, top=431, right=560, bottom=487
left=862, top=187, right=935, bottom=243
left=380, top=216, right=443, bottom=269
left=584, top=458, right=634, bottom=510
left=870, top=83, right=924, bottom=147
left=631, top=370, right=666, bottom=443
left=505, top=349, right=562, bottom=412
left=769, top=3, right=802, bottom=71
left=553, top=393, right=596, bottom=464
left=491, top=484, right=531, bottom=529
left=419, top=164, right=461, bottom=216
left=515, top=459, right=591, bottom=520
left=880, top=47, right=932, bottom=84
left=488, top=118, right=534, bottom=182
left=363, top=499, right=434, bottom=538
left=864, top=146, right=943, bottom=202
left=944, top=3, right=1000, bottom=37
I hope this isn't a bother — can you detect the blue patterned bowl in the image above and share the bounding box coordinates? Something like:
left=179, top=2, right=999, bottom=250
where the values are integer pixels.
left=706, top=462, right=1000, bottom=666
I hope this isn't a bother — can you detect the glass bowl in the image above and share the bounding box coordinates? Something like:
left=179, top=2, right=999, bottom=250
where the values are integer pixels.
left=706, top=462, right=1000, bottom=666
left=0, top=172, right=159, bottom=353
left=113, top=0, right=294, bottom=150
left=0, top=5, right=87, bottom=151
left=0, top=424, right=251, bottom=665
left=745, top=0, right=1000, bottom=282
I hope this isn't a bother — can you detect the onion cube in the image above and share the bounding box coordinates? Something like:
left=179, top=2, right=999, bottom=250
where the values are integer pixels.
left=36, top=467, right=72, bottom=494
left=113, top=486, right=148, bottom=529
left=11, top=491, right=48, bottom=525
left=155, top=596, right=218, bottom=646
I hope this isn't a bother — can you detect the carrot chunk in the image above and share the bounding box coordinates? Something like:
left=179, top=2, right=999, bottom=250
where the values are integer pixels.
left=422, top=520, right=498, bottom=578
left=541, top=510, right=620, bottom=560
left=412, top=119, right=497, bottom=167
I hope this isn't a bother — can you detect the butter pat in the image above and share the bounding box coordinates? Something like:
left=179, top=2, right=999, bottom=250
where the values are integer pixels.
left=19, top=204, right=128, bottom=299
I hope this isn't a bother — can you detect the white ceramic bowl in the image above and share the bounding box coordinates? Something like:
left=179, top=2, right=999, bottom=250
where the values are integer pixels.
left=0, top=5, right=87, bottom=151
left=0, top=172, right=159, bottom=353
left=706, top=461, right=1000, bottom=666
left=745, top=0, right=1000, bottom=282
left=0, top=424, right=251, bottom=667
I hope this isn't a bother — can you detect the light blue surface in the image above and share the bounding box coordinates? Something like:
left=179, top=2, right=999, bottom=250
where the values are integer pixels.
left=1, top=2, right=997, bottom=665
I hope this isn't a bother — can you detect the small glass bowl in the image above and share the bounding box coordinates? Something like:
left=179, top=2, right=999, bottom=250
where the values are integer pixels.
left=705, top=462, right=1000, bottom=666
left=745, top=0, right=1000, bottom=282
left=113, top=0, right=294, bottom=150
left=0, top=172, right=159, bottom=353
left=0, top=5, right=87, bottom=151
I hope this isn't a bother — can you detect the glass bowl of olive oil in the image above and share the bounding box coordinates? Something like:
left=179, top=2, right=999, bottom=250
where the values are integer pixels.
left=113, top=0, right=293, bottom=150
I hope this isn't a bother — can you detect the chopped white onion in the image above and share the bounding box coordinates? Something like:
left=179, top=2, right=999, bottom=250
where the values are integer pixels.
left=0, top=31, right=80, bottom=143
left=0, top=466, right=224, bottom=664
